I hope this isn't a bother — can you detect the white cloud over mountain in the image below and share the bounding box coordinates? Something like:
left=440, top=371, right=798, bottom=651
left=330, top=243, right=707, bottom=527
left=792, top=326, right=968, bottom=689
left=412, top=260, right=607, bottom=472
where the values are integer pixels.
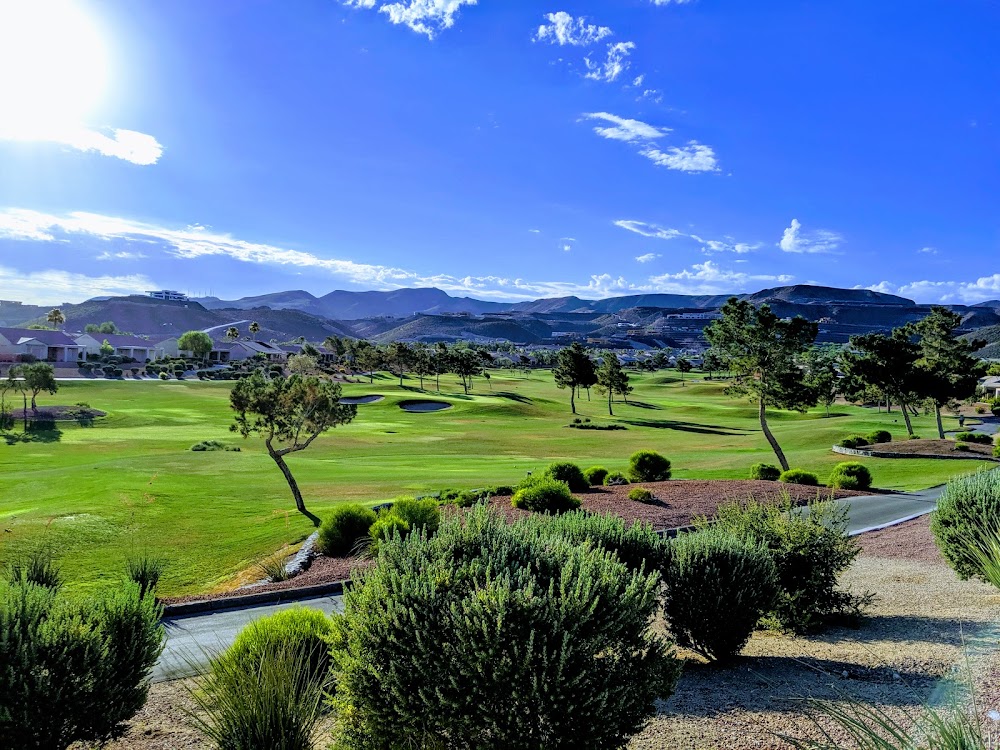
left=778, top=218, right=842, bottom=254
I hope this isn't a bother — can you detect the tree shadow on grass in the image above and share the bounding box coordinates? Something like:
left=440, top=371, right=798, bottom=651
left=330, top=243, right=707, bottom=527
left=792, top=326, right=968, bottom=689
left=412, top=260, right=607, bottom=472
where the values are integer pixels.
left=2, top=422, right=63, bottom=444
left=486, top=391, right=533, bottom=404
left=623, top=400, right=661, bottom=410
left=621, top=419, right=752, bottom=436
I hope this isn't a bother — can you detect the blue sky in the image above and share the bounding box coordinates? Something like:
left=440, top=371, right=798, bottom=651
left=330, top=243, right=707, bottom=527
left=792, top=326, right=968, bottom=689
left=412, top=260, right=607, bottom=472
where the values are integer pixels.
left=1, top=0, right=998, bottom=305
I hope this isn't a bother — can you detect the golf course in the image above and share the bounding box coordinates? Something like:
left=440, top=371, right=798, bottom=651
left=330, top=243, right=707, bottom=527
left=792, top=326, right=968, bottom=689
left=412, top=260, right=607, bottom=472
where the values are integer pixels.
left=0, top=369, right=990, bottom=596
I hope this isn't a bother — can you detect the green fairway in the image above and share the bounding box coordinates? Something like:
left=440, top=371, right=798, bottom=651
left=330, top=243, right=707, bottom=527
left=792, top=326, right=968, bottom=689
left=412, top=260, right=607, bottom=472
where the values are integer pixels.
left=0, top=371, right=989, bottom=596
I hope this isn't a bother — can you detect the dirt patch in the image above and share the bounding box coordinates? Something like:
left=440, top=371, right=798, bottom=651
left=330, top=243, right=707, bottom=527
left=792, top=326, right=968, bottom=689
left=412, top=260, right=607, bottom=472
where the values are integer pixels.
left=7, top=405, right=106, bottom=421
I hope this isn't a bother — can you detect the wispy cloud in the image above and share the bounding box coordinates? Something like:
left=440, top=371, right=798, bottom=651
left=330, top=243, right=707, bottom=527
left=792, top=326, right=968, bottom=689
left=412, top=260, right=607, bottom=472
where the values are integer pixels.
left=96, top=250, right=147, bottom=261
left=918, top=246, right=938, bottom=255
left=582, top=112, right=718, bottom=173
left=615, top=219, right=760, bottom=254
left=0, top=125, right=163, bottom=165
left=0, top=265, right=154, bottom=305
left=528, top=228, right=541, bottom=233
left=778, top=218, right=843, bottom=254
left=648, top=260, right=793, bottom=295
left=584, top=41, right=635, bottom=83
left=635, top=253, right=660, bottom=263
left=650, top=0, right=694, bottom=4
left=534, top=12, right=611, bottom=46
left=343, top=0, right=477, bottom=39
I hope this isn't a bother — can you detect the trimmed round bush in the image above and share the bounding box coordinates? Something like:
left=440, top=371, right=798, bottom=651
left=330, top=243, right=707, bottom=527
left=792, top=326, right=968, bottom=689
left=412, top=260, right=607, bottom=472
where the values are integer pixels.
left=838, top=435, right=870, bottom=449
left=330, top=506, right=681, bottom=749
left=223, top=607, right=333, bottom=679
left=388, top=497, right=440, bottom=536
left=662, top=528, right=778, bottom=662
left=583, top=466, right=609, bottom=486
left=603, top=471, right=630, bottom=486
left=317, top=503, right=377, bottom=557
left=866, top=430, right=892, bottom=445
left=511, top=477, right=581, bottom=514
left=931, top=470, right=1000, bottom=582
left=628, top=450, right=672, bottom=482
left=749, top=463, right=781, bottom=482
left=779, top=469, right=819, bottom=486
left=627, top=487, right=655, bottom=504
left=955, top=431, right=994, bottom=445
left=827, top=462, right=873, bottom=490
left=543, top=462, right=589, bottom=492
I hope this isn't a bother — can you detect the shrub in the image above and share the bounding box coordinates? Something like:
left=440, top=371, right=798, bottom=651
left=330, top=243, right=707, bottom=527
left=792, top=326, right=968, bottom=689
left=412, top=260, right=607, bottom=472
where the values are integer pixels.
left=158, top=372, right=168, bottom=380
left=709, top=499, right=869, bottom=632
left=123, top=551, right=167, bottom=597
left=931, top=470, right=1000, bottom=582
left=604, top=471, right=630, bottom=486
left=511, top=477, right=581, bottom=514
left=955, top=431, right=994, bottom=445
left=662, top=529, right=778, bottom=661
left=317, top=504, right=377, bottom=557
left=866, top=430, right=892, bottom=444
left=583, top=466, right=609, bottom=486
left=909, top=434, right=921, bottom=440
left=388, top=497, right=440, bottom=536
left=368, top=514, right=410, bottom=554
left=837, top=435, right=870, bottom=449
left=994, top=444, right=1000, bottom=458
left=977, top=405, right=987, bottom=415
left=330, top=506, right=681, bottom=749
left=222, top=608, right=334, bottom=681
left=191, top=439, right=229, bottom=451
left=779, top=469, right=820, bottom=486
left=258, top=552, right=293, bottom=583
left=749, top=463, right=781, bottom=481
left=827, top=462, right=873, bottom=491
left=628, top=450, right=672, bottom=482
left=956, top=442, right=971, bottom=452
left=543, top=461, right=589, bottom=492
left=628, top=487, right=656, bottom=504
left=5, top=546, right=62, bottom=590
left=0, top=581, right=163, bottom=748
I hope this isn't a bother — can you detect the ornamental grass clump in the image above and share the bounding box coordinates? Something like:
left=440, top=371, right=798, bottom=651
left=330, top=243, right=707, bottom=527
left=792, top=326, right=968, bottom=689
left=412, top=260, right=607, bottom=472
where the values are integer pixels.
left=329, top=506, right=681, bottom=750
left=662, top=528, right=778, bottom=662
left=627, top=487, right=656, bottom=504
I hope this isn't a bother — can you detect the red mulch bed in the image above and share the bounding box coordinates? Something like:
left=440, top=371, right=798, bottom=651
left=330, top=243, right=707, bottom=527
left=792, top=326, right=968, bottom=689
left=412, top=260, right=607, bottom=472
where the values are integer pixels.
left=162, top=480, right=873, bottom=605
left=850, top=438, right=996, bottom=459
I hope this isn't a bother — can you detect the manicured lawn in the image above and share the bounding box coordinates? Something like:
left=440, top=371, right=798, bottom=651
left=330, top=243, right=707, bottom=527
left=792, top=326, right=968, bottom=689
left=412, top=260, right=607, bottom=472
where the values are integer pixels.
left=0, top=371, right=989, bottom=596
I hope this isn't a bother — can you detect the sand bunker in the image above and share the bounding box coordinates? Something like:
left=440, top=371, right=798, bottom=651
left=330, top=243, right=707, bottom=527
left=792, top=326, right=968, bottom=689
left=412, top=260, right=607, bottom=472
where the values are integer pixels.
left=339, top=395, right=385, bottom=405
left=398, top=400, right=453, bottom=413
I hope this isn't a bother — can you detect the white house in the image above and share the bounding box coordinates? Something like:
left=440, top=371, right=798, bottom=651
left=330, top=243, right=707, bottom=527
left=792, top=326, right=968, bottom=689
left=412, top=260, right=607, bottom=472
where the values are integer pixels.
left=0, top=327, right=85, bottom=362
left=228, top=340, right=287, bottom=362
left=74, top=333, right=166, bottom=361
left=982, top=376, right=1000, bottom=399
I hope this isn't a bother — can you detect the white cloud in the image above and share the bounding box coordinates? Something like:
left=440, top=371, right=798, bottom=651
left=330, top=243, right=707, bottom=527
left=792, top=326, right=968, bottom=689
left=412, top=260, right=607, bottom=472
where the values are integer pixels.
left=650, top=0, right=693, bottom=4
left=778, top=218, right=843, bottom=254
left=0, top=265, right=153, bottom=305
left=918, top=246, right=938, bottom=255
left=632, top=74, right=645, bottom=87
left=647, top=260, right=793, bottom=295
left=0, top=125, right=163, bottom=165
left=635, top=253, right=660, bottom=263
left=343, top=0, right=477, bottom=39
left=864, top=276, right=1000, bottom=304
left=534, top=12, right=611, bottom=46
left=615, top=219, right=759, bottom=254
left=528, top=228, right=541, bottom=233
left=582, top=112, right=718, bottom=173
left=96, top=250, right=147, bottom=261
left=584, top=41, right=635, bottom=82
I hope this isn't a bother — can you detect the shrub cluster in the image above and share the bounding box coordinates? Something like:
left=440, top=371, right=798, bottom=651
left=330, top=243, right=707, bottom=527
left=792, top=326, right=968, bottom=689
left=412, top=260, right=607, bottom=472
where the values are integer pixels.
left=603, top=471, right=630, bottom=486
left=749, top=463, right=781, bottom=481
left=543, top=461, right=590, bottom=492
left=511, top=476, right=581, bottom=514
left=838, top=435, right=870, bottom=449
left=709, top=499, right=870, bottom=632
left=628, top=450, right=672, bottom=482
left=191, top=439, right=240, bottom=452
left=955, top=431, right=994, bottom=445
left=317, top=504, right=377, bottom=557
left=438, top=485, right=513, bottom=507
left=931, top=470, right=1000, bottom=582
left=583, top=466, right=609, bottom=486
left=330, top=506, right=680, bottom=749
left=827, top=462, right=873, bottom=491
left=866, top=430, right=892, bottom=444
left=627, top=487, right=656, bottom=504
left=568, top=422, right=627, bottom=431
left=779, top=469, right=820, bottom=486
left=662, top=528, right=778, bottom=662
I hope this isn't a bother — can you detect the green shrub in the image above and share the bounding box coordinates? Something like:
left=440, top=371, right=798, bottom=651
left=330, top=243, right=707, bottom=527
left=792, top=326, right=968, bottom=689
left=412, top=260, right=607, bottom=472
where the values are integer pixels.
left=779, top=469, right=820, bottom=486
left=511, top=477, right=581, bottom=514
left=317, top=504, right=377, bottom=557
left=955, top=431, right=994, bottom=445
left=628, top=450, right=672, bottom=482
left=543, top=461, right=589, bottom=492
left=837, top=435, right=870, bottom=449
left=628, top=487, right=655, bottom=503
left=749, top=463, right=781, bottom=481
left=191, top=439, right=228, bottom=451
left=123, top=551, right=167, bottom=597
left=709, top=498, right=868, bottom=633
left=603, top=471, right=630, bottom=486
left=866, top=430, right=892, bottom=444
left=977, top=405, right=987, bottom=415
left=368, top=514, right=411, bottom=554
left=827, top=462, right=873, bottom=491
left=994, top=444, right=1000, bottom=458
left=222, top=608, right=333, bottom=680
left=514, top=511, right=666, bottom=573
left=5, top=546, right=62, bottom=590
left=388, top=497, right=440, bottom=536
left=955, top=442, right=971, bottom=452
left=931, top=470, right=1000, bottom=582
left=0, top=581, right=163, bottom=748
left=662, top=529, right=778, bottom=661
left=330, top=506, right=680, bottom=749
left=158, top=372, right=168, bottom=380
left=583, top=466, right=609, bottom=486
left=909, top=434, right=921, bottom=440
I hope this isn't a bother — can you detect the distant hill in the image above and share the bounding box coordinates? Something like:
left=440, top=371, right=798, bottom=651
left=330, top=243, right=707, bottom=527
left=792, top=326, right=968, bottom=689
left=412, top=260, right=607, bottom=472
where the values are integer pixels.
left=744, top=285, right=914, bottom=306
left=973, top=300, right=1000, bottom=309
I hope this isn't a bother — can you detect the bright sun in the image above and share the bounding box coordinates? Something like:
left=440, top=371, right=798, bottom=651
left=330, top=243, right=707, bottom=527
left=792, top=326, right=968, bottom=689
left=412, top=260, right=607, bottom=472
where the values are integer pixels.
left=0, top=0, right=109, bottom=137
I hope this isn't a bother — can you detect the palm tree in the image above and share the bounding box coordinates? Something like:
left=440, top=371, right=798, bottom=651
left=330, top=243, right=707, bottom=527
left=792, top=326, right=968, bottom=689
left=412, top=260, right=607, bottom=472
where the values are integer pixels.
left=249, top=321, right=260, bottom=341
left=46, top=309, right=65, bottom=329
left=225, top=327, right=240, bottom=342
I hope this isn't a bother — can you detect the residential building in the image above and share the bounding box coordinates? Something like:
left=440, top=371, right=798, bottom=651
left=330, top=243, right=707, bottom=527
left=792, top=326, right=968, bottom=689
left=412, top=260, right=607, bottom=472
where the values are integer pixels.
left=0, top=327, right=85, bottom=362
left=228, top=340, right=287, bottom=362
left=146, top=290, right=189, bottom=302
left=74, top=333, right=166, bottom=361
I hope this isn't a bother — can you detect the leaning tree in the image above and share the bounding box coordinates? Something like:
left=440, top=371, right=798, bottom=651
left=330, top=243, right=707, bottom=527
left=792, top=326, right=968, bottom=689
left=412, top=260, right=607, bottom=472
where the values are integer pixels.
left=230, top=371, right=357, bottom=526
left=704, top=298, right=818, bottom=471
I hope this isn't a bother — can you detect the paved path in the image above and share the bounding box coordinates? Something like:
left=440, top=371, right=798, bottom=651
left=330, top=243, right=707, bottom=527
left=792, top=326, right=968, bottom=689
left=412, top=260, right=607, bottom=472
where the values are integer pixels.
left=152, top=482, right=963, bottom=682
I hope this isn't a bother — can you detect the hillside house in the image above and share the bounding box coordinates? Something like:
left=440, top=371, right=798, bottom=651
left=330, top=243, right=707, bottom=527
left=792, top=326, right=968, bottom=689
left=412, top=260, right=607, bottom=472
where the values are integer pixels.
left=75, top=333, right=166, bottom=361
left=982, top=376, right=1000, bottom=399
left=228, top=340, right=286, bottom=362
left=0, top=328, right=84, bottom=363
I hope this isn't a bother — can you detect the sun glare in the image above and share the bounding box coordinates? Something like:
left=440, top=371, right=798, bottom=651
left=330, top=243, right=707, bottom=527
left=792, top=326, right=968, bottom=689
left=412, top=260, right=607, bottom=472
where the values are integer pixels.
left=0, top=0, right=109, bottom=138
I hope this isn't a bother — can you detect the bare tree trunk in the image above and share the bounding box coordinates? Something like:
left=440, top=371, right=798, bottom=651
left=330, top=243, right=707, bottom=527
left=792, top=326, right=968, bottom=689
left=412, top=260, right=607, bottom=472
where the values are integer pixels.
left=759, top=399, right=789, bottom=471
left=934, top=403, right=945, bottom=440
left=608, top=389, right=613, bottom=416
left=269, top=448, right=320, bottom=527
left=570, top=387, right=576, bottom=415
left=899, top=401, right=915, bottom=436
